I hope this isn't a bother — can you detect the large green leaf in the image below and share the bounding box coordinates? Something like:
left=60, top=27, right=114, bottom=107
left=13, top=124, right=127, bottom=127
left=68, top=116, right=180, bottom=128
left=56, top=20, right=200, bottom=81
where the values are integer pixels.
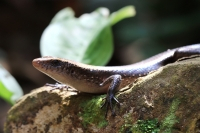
left=40, top=6, right=135, bottom=66
left=0, top=65, right=23, bottom=104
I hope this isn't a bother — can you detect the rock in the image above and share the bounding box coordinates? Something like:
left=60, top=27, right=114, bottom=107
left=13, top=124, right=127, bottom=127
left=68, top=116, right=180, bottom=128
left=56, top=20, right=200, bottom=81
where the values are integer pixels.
left=4, top=57, right=200, bottom=133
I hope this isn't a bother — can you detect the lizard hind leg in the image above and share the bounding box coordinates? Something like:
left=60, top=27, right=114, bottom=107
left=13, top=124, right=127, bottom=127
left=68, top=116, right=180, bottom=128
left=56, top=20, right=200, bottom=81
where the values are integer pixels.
left=100, top=74, right=122, bottom=117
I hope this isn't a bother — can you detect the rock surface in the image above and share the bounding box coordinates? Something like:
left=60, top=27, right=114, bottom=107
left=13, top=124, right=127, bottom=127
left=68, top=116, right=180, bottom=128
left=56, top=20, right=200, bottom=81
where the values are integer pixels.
left=4, top=57, right=200, bottom=133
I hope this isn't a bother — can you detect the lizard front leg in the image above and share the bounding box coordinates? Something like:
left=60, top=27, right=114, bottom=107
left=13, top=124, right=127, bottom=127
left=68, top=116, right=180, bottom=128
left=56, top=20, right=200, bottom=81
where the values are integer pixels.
left=100, top=74, right=122, bottom=117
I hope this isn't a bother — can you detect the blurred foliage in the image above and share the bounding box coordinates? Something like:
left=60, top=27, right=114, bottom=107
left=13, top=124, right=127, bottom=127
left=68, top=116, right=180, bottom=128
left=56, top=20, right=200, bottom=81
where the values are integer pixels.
left=79, top=0, right=200, bottom=58
left=40, top=6, right=135, bottom=66
left=0, top=65, right=23, bottom=105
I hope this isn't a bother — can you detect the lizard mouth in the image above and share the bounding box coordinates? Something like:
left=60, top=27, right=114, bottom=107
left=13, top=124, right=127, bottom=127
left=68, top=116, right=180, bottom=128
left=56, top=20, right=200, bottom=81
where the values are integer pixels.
left=32, top=57, right=50, bottom=70
left=32, top=56, right=54, bottom=68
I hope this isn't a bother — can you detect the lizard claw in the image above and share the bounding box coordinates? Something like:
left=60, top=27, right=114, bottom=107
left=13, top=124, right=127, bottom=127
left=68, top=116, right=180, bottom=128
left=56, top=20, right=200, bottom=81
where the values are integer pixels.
left=101, top=94, right=120, bottom=117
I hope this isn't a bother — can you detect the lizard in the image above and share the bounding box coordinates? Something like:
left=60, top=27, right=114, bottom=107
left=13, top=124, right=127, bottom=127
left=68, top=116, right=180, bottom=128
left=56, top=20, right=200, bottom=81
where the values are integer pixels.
left=32, top=44, right=200, bottom=116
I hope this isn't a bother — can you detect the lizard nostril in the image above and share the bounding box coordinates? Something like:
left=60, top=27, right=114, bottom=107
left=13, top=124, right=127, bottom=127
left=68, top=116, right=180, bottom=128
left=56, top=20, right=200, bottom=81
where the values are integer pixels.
left=32, top=59, right=41, bottom=68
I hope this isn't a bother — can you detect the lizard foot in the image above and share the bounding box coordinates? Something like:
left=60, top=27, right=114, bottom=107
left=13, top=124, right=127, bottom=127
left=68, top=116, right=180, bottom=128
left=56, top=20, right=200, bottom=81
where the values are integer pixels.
left=100, top=74, right=122, bottom=117
left=45, top=83, right=77, bottom=92
left=101, top=93, right=120, bottom=117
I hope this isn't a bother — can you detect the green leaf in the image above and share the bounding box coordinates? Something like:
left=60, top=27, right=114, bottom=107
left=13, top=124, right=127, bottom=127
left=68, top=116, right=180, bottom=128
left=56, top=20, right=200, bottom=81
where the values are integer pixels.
left=40, top=6, right=135, bottom=66
left=109, top=5, right=136, bottom=26
left=0, top=65, right=23, bottom=104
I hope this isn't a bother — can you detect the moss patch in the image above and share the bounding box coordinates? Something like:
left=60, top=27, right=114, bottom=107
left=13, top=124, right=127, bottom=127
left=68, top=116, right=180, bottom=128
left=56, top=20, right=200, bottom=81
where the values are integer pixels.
left=120, top=119, right=160, bottom=133
left=129, top=119, right=160, bottom=133
left=135, top=119, right=160, bottom=133
left=120, top=113, right=159, bottom=133
left=160, top=98, right=180, bottom=133
left=79, top=95, right=108, bottom=128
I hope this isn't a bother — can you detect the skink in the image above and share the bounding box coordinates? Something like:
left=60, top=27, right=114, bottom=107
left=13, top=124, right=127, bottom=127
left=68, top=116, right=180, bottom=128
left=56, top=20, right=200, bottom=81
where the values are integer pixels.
left=32, top=44, right=200, bottom=116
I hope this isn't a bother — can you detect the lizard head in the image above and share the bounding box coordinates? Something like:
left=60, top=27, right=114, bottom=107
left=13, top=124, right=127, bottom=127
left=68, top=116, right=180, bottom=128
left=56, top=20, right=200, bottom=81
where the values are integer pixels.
left=32, top=56, right=106, bottom=93
left=32, top=56, right=80, bottom=84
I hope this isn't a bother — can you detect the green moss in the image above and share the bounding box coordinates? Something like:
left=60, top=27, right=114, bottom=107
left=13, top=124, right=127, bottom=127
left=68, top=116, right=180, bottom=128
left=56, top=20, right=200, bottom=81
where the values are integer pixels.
left=79, top=95, right=108, bottom=128
left=120, top=113, right=159, bottom=133
left=160, top=98, right=180, bottom=133
left=131, top=119, right=160, bottom=133
left=137, top=119, right=159, bottom=133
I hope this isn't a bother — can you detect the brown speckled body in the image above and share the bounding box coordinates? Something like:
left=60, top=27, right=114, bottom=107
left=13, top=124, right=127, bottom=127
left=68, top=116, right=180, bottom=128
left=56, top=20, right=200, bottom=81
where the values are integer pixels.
left=32, top=44, right=200, bottom=94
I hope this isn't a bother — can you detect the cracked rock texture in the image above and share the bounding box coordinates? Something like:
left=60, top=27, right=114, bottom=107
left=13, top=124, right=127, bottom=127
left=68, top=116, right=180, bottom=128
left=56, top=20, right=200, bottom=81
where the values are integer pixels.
left=4, top=57, right=200, bottom=133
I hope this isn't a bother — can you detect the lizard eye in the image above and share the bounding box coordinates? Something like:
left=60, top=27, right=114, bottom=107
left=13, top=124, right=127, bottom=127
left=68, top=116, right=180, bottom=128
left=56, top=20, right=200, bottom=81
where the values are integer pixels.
left=70, top=69, right=75, bottom=75
left=51, top=60, right=62, bottom=67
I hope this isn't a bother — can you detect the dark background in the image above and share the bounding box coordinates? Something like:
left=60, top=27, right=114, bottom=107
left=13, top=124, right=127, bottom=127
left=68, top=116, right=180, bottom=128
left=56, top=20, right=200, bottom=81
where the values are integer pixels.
left=1, top=0, right=200, bottom=132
